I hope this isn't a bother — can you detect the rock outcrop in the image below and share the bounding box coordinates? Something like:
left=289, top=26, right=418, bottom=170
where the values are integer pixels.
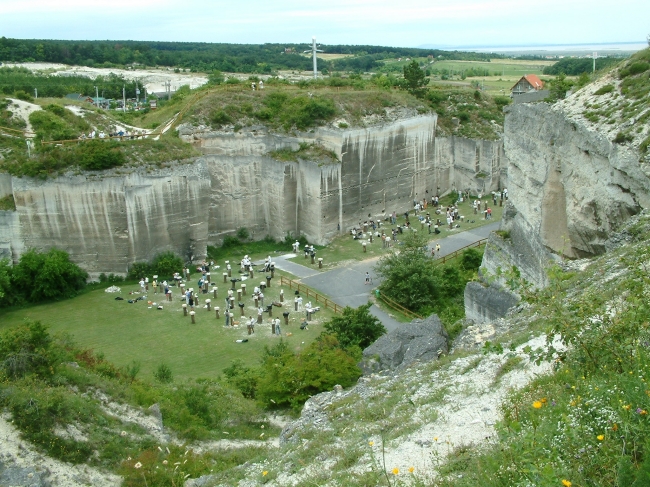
left=1, top=115, right=505, bottom=275
left=465, top=99, right=650, bottom=323
left=360, top=314, right=449, bottom=372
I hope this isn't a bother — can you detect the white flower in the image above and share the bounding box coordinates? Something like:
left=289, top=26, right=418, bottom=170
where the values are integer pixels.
left=134, top=462, right=142, bottom=469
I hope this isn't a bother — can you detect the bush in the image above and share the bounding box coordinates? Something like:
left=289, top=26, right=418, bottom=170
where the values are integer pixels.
left=14, top=90, right=34, bottom=102
left=256, top=336, right=361, bottom=410
left=594, top=84, right=615, bottom=95
left=614, top=131, right=634, bottom=144
left=211, top=110, right=232, bottom=126
left=150, top=251, right=183, bottom=279
left=77, top=140, right=125, bottom=170
left=322, top=303, right=386, bottom=350
left=460, top=248, right=483, bottom=271
left=0, top=320, right=55, bottom=379
left=154, top=363, right=173, bottom=383
left=9, top=248, right=88, bottom=304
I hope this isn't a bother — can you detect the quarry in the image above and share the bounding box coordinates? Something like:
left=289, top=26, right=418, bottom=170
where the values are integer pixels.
left=1, top=44, right=650, bottom=487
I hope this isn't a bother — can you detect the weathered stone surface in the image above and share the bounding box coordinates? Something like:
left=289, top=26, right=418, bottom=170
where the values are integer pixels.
left=0, top=461, right=50, bottom=487
left=361, top=315, right=449, bottom=372
left=464, top=100, right=650, bottom=323
left=1, top=116, right=505, bottom=274
left=463, top=281, right=520, bottom=326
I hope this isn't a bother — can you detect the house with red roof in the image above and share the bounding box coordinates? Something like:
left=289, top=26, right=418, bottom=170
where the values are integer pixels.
left=511, top=74, right=545, bottom=97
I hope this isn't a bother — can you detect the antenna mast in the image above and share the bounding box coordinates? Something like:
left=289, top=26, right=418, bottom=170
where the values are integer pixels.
left=304, top=36, right=323, bottom=79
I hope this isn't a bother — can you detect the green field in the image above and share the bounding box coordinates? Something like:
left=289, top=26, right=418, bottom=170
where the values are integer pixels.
left=0, top=268, right=335, bottom=381
left=291, top=194, right=504, bottom=268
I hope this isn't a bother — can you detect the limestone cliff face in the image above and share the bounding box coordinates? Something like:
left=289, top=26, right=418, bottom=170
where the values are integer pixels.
left=1, top=115, right=505, bottom=274
left=505, top=102, right=649, bottom=258
left=465, top=101, right=650, bottom=323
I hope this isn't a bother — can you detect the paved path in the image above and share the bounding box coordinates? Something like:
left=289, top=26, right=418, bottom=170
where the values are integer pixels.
left=272, top=221, right=500, bottom=332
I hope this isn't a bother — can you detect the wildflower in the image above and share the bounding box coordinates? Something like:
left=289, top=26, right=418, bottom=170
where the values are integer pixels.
left=120, top=431, right=127, bottom=437
left=263, top=471, right=268, bottom=476
left=597, top=435, right=604, bottom=441
left=434, top=437, right=438, bottom=441
left=562, top=480, right=572, bottom=487
left=541, top=398, right=547, bottom=404
left=637, top=408, right=643, bottom=414
left=134, top=462, right=142, bottom=469
left=533, top=401, right=543, bottom=409
left=642, top=410, right=648, bottom=415
left=392, top=468, right=399, bottom=475
left=409, top=466, right=415, bottom=473
left=368, top=441, right=374, bottom=446
left=612, top=423, right=619, bottom=431
left=163, top=460, right=168, bottom=465
left=624, top=404, right=631, bottom=410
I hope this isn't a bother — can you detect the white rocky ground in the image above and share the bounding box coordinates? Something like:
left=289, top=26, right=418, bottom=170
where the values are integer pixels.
left=225, top=333, right=557, bottom=487
left=0, top=413, right=121, bottom=487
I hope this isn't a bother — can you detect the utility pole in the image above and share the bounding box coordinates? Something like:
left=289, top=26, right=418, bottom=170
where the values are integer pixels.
left=167, top=80, right=172, bottom=100
left=593, top=52, right=597, bottom=73
left=95, top=86, right=99, bottom=107
left=304, top=36, right=323, bottom=79
left=123, top=85, right=126, bottom=113
left=34, top=88, right=37, bottom=99
left=135, top=80, right=140, bottom=105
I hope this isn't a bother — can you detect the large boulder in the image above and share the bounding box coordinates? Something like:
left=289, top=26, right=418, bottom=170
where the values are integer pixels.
left=360, top=315, right=448, bottom=373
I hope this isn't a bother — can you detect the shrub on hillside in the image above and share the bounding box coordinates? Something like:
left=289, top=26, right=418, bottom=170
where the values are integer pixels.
left=256, top=336, right=361, bottom=410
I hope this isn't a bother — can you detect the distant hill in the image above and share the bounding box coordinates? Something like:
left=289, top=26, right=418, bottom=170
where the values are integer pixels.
left=0, top=38, right=501, bottom=74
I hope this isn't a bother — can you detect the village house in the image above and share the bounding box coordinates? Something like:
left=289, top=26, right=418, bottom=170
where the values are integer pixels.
left=510, top=74, right=545, bottom=97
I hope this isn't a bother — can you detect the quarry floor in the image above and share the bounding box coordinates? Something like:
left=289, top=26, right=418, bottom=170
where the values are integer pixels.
left=271, top=221, right=500, bottom=331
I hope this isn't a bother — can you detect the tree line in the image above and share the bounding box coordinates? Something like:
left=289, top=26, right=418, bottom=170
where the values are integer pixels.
left=0, top=37, right=501, bottom=74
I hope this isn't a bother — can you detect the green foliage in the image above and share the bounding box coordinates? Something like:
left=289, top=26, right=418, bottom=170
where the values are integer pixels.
left=256, top=336, right=361, bottom=410
left=614, top=131, right=634, bottom=144
left=547, top=74, right=574, bottom=102
left=255, top=92, right=337, bottom=130
left=77, top=140, right=126, bottom=170
left=376, top=231, right=444, bottom=311
left=594, top=84, right=615, bottom=95
left=223, top=359, right=260, bottom=399
left=150, top=251, right=184, bottom=279
left=208, top=70, right=225, bottom=85
left=323, top=303, right=386, bottom=349
left=0, top=320, right=54, bottom=379
left=153, top=363, right=173, bottom=383
left=236, top=227, right=250, bottom=240
left=126, top=251, right=183, bottom=281
left=13, top=90, right=34, bottom=102
left=543, top=56, right=620, bottom=75
left=7, top=248, right=88, bottom=305
left=402, top=60, right=429, bottom=97
left=211, top=109, right=233, bottom=127
left=460, top=248, right=483, bottom=271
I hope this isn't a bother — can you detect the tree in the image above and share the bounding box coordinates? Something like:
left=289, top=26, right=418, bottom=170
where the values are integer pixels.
left=547, top=74, right=574, bottom=102
left=11, top=248, right=87, bottom=303
left=323, top=303, right=385, bottom=350
left=375, top=231, right=443, bottom=312
left=402, top=60, right=429, bottom=97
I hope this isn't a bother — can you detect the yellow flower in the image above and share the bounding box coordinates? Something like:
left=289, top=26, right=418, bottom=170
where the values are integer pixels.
left=541, top=397, right=547, bottom=404
left=262, top=471, right=268, bottom=476
left=597, top=434, right=604, bottom=441
left=434, top=437, right=438, bottom=441
left=409, top=466, right=414, bottom=473
left=368, top=441, right=374, bottom=446
left=392, top=468, right=399, bottom=475
left=612, top=423, right=619, bottom=431
left=562, top=480, right=572, bottom=487
left=533, top=401, right=543, bottom=409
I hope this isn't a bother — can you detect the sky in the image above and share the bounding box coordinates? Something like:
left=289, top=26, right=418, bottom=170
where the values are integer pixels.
left=1, top=0, right=648, bottom=49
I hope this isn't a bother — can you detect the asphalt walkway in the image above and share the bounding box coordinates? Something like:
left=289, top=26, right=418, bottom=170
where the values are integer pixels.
left=271, top=221, right=500, bottom=332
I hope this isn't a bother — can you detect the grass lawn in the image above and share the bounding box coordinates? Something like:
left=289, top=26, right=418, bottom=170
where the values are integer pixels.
left=289, top=194, right=504, bottom=269
left=0, top=268, right=335, bottom=382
